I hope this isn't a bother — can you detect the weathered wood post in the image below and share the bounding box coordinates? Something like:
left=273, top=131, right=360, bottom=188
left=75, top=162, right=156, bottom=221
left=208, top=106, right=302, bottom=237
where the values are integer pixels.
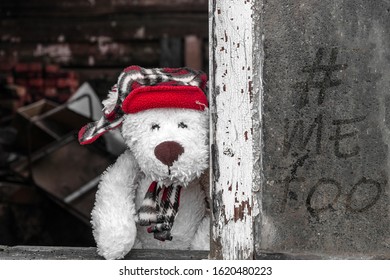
left=209, top=0, right=263, bottom=259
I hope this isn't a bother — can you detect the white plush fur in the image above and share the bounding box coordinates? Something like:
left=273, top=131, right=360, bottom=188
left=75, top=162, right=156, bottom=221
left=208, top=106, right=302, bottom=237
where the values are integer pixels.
left=91, top=108, right=210, bottom=259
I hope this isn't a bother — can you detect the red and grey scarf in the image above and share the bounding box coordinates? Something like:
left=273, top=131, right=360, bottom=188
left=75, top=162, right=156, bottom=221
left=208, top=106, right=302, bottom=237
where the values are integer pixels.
left=137, top=182, right=182, bottom=241
left=78, top=66, right=208, bottom=145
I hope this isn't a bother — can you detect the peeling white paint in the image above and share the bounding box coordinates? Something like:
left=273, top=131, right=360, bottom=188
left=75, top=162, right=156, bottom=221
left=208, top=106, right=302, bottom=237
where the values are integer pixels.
left=1, top=35, right=21, bottom=43
left=97, top=36, right=122, bottom=56
left=57, top=35, right=66, bottom=43
left=134, top=27, right=146, bottom=39
left=33, top=43, right=72, bottom=63
left=210, top=0, right=259, bottom=259
left=88, top=55, right=95, bottom=66
left=98, top=37, right=111, bottom=55
left=10, top=37, right=21, bottom=43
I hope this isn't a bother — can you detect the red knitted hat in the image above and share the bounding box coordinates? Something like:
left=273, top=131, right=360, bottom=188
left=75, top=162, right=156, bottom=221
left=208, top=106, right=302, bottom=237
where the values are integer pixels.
left=78, top=66, right=208, bottom=145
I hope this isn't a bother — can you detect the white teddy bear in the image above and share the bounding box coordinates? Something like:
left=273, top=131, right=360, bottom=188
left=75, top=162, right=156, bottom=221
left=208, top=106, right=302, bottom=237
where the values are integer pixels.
left=78, top=66, right=210, bottom=260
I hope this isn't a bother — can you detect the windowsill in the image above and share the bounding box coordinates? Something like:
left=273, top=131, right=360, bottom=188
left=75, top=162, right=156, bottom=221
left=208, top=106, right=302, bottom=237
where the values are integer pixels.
left=0, top=245, right=209, bottom=260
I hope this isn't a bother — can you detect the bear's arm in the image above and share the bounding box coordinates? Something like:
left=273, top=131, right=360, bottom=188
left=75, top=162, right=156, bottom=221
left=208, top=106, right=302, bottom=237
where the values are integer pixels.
left=91, top=149, right=141, bottom=259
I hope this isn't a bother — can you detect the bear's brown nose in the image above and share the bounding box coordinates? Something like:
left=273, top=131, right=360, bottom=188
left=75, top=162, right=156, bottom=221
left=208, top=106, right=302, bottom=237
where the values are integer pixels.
left=154, top=141, right=184, bottom=167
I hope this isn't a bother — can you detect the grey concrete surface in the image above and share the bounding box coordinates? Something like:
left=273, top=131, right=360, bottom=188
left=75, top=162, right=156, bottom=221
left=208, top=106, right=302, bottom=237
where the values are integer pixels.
left=258, top=0, right=390, bottom=257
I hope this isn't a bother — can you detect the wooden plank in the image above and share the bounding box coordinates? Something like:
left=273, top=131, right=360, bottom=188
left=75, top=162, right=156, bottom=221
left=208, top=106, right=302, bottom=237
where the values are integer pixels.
left=0, top=245, right=387, bottom=260
left=209, top=0, right=262, bottom=259
left=0, top=41, right=160, bottom=67
left=0, top=246, right=209, bottom=260
left=0, top=14, right=208, bottom=43
left=73, top=68, right=122, bottom=82
left=185, top=35, right=202, bottom=70
left=0, top=182, right=43, bottom=205
left=12, top=137, right=114, bottom=222
left=159, top=37, right=183, bottom=67
left=0, top=0, right=208, bottom=17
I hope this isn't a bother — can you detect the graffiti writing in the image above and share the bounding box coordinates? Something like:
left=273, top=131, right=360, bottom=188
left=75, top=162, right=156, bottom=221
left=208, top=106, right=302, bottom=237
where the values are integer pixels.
left=277, top=176, right=382, bottom=218
left=283, top=114, right=366, bottom=159
left=329, top=116, right=366, bottom=159
left=293, top=47, right=348, bottom=109
left=278, top=47, right=383, bottom=217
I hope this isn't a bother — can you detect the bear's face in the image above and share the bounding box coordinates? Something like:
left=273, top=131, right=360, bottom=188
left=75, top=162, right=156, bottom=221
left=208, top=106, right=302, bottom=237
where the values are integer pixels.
left=121, top=108, right=209, bottom=185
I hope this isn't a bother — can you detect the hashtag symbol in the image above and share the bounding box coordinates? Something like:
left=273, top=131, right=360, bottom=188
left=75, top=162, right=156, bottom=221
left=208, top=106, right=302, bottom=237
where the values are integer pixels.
left=294, top=48, right=348, bottom=109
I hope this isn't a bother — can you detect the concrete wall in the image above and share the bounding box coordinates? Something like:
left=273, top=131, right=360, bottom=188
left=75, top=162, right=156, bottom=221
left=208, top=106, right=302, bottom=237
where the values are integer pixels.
left=258, top=0, right=390, bottom=257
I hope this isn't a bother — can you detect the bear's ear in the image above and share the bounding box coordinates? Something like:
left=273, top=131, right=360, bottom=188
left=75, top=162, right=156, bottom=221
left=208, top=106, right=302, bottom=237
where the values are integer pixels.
left=102, top=84, right=119, bottom=115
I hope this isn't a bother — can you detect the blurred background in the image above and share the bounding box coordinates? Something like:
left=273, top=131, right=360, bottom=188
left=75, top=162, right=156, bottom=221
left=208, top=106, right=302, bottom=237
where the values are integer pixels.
left=0, top=0, right=208, bottom=247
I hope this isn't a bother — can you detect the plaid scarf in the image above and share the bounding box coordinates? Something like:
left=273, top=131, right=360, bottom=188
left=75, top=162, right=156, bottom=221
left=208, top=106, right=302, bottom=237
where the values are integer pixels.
left=78, top=66, right=207, bottom=145
left=137, top=181, right=182, bottom=241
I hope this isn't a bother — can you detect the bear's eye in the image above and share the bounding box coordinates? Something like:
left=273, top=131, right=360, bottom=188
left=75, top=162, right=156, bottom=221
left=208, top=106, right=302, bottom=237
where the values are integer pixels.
left=178, top=122, right=188, bottom=129
left=151, top=124, right=160, bottom=130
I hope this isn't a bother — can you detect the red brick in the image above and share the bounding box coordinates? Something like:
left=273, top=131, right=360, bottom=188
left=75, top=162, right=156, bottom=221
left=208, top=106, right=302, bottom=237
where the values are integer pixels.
left=14, top=63, right=29, bottom=72
left=29, top=78, right=44, bottom=87
left=45, top=64, right=59, bottom=73
left=14, top=78, right=28, bottom=86
left=44, top=88, right=57, bottom=98
left=29, top=63, right=43, bottom=72
left=0, top=63, right=13, bottom=72
left=57, top=78, right=78, bottom=88
left=44, top=79, right=57, bottom=87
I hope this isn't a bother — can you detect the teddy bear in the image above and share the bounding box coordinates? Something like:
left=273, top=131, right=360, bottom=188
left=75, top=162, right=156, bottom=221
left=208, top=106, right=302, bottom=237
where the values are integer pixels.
left=78, top=66, right=210, bottom=260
